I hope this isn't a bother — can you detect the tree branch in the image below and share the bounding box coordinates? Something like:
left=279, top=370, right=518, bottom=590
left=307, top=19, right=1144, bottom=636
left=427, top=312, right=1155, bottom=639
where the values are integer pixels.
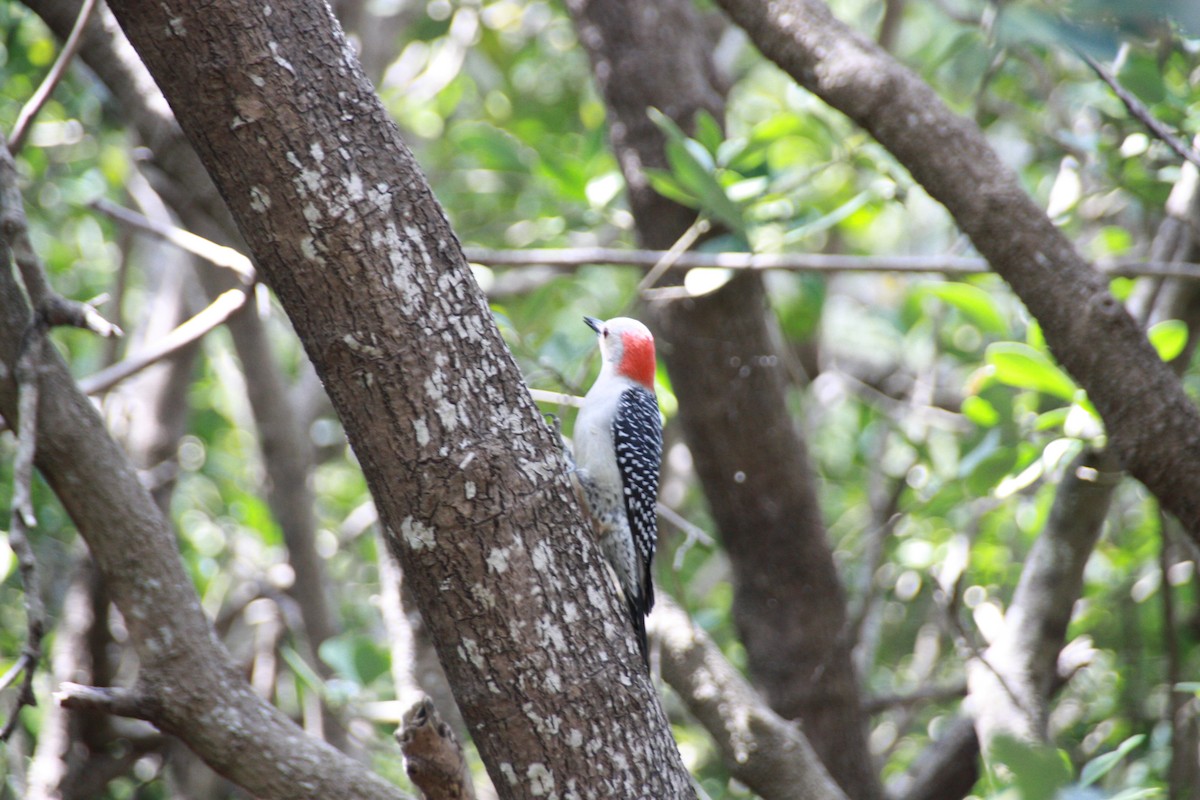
left=8, top=0, right=98, bottom=154
left=0, top=169, right=409, bottom=800
left=0, top=329, right=48, bottom=743
left=966, top=449, right=1119, bottom=751
left=54, top=683, right=156, bottom=721
left=714, top=0, right=1200, bottom=542
left=78, top=288, right=246, bottom=396
left=651, top=595, right=849, bottom=800
left=0, top=134, right=121, bottom=337
left=462, top=246, right=1200, bottom=280
left=92, top=198, right=255, bottom=280
left=1080, top=51, right=1200, bottom=173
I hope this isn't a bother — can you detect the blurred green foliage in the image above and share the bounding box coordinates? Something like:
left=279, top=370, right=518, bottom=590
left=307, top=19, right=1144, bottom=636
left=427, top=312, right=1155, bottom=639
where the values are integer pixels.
left=1, top=0, right=1199, bottom=797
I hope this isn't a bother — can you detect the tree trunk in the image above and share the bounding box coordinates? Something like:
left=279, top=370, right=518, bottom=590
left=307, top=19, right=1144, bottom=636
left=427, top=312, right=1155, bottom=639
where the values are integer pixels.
left=566, top=2, right=880, bottom=796
left=103, top=0, right=693, bottom=795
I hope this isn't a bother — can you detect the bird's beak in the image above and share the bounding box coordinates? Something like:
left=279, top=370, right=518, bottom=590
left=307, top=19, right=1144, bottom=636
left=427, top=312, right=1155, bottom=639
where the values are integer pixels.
left=584, top=316, right=602, bottom=334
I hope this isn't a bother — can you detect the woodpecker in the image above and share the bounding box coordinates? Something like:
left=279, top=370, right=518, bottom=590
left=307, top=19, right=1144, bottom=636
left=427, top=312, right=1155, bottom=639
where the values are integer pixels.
left=573, top=315, right=662, bottom=664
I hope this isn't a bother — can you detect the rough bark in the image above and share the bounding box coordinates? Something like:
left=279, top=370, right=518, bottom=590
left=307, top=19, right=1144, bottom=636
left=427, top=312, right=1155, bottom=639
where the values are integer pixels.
left=0, top=273, right=407, bottom=800
left=397, top=698, right=477, bottom=800
left=565, top=2, right=880, bottom=796
left=25, top=0, right=347, bottom=752
left=715, top=0, right=1200, bottom=542
left=103, top=0, right=693, bottom=796
left=651, top=595, right=850, bottom=800
left=27, top=215, right=202, bottom=798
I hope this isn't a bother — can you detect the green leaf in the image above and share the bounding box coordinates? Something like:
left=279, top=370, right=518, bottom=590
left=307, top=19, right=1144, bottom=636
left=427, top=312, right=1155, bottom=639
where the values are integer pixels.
left=1034, top=406, right=1070, bottom=432
left=650, top=108, right=745, bottom=232
left=644, top=168, right=698, bottom=208
left=1175, top=682, right=1200, bottom=694
left=988, top=735, right=1073, bottom=800
left=986, top=342, right=1078, bottom=401
left=693, top=109, right=724, bottom=155
left=921, top=282, right=1009, bottom=335
left=1080, top=734, right=1144, bottom=787
left=1148, top=319, right=1188, bottom=362
left=962, top=395, right=1000, bottom=427
left=780, top=191, right=873, bottom=245
left=1107, top=790, right=1164, bottom=800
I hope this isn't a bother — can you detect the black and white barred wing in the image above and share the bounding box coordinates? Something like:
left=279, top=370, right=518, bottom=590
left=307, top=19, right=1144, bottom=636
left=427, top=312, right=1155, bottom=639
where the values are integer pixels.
left=611, top=385, right=662, bottom=613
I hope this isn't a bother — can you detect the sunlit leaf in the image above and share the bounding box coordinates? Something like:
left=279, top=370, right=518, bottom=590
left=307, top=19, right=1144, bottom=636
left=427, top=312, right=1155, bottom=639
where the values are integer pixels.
left=962, top=395, right=1000, bottom=427
left=922, top=282, right=1009, bottom=334
left=693, top=109, right=724, bottom=155
left=1147, top=319, right=1188, bottom=362
left=986, top=342, right=1078, bottom=401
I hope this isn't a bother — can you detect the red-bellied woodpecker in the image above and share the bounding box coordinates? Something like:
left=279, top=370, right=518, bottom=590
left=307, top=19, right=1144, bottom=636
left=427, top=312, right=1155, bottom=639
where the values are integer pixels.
left=573, top=315, right=662, bottom=664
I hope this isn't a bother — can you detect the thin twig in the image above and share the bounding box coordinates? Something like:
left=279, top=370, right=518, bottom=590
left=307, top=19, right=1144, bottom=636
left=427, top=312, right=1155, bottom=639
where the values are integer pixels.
left=1080, top=51, right=1200, bottom=173
left=636, top=216, right=711, bottom=295
left=528, top=387, right=583, bottom=408
left=0, top=329, right=47, bottom=742
left=464, top=245, right=1200, bottom=280
left=8, top=0, right=99, bottom=154
left=0, top=135, right=122, bottom=337
left=862, top=681, right=968, bottom=714
left=656, top=502, right=716, bottom=572
left=92, top=199, right=256, bottom=280
left=78, top=287, right=248, bottom=396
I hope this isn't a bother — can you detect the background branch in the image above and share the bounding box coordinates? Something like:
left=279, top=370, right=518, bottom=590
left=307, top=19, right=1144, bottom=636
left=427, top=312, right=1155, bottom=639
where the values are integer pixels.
left=463, top=246, right=1200, bottom=280
left=1080, top=51, right=1200, bottom=172
left=651, top=594, right=849, bottom=800
left=8, top=0, right=98, bottom=154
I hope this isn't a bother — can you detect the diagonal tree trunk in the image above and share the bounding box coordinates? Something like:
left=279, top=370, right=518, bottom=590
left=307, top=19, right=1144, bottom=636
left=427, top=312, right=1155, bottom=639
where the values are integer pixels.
left=101, top=0, right=694, bottom=796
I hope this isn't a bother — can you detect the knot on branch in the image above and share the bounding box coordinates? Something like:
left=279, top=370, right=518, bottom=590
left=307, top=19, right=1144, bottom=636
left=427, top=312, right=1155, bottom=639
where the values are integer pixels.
left=397, top=696, right=477, bottom=800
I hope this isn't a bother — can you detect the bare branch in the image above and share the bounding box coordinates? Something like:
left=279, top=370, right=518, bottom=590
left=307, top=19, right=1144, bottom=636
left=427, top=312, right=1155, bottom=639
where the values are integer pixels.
left=528, top=387, right=582, bottom=408
left=463, top=246, right=1200, bottom=281
left=78, top=287, right=247, bottom=396
left=636, top=215, right=711, bottom=296
left=0, top=133, right=121, bottom=335
left=54, top=683, right=156, bottom=720
left=8, top=0, right=98, bottom=154
left=396, top=698, right=477, bottom=800
left=862, top=682, right=968, bottom=715
left=1081, top=51, right=1200, bottom=173
left=92, top=198, right=255, bottom=280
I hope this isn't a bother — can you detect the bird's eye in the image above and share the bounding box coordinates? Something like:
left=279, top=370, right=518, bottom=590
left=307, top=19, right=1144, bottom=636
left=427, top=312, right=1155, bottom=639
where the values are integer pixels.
left=602, top=329, right=609, bottom=338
